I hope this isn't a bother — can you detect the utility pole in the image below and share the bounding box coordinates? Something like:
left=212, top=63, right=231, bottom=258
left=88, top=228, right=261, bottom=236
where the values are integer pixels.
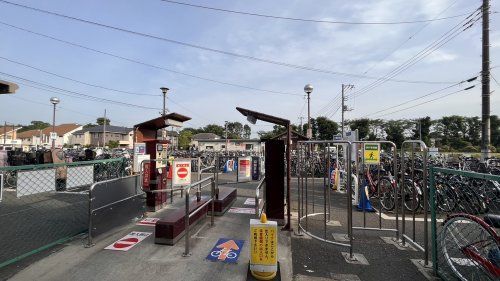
left=298, top=117, right=304, bottom=134
left=103, top=109, right=107, bottom=148
left=225, top=121, right=228, bottom=153
left=341, top=84, right=354, bottom=137
left=481, top=0, right=491, bottom=161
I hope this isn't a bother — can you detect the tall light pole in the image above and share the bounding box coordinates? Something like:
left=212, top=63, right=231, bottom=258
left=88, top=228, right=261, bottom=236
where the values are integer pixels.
left=304, top=84, right=313, bottom=139
left=160, top=87, right=169, bottom=116
left=224, top=121, right=229, bottom=153
left=50, top=97, right=60, bottom=149
left=481, top=0, right=491, bottom=161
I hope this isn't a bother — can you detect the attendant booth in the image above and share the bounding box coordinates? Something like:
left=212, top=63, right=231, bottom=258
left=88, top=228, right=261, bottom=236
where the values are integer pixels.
left=133, top=113, right=191, bottom=211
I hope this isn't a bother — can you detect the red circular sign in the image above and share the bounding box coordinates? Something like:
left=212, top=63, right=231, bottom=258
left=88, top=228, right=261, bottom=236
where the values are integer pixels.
left=177, top=167, right=188, bottom=179
left=113, top=237, right=139, bottom=248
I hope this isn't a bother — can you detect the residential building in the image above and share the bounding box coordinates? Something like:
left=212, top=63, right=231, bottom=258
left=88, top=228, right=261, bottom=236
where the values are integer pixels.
left=0, top=125, right=22, bottom=150
left=17, top=124, right=83, bottom=149
left=71, top=125, right=133, bottom=148
left=195, top=139, right=262, bottom=152
left=190, top=133, right=220, bottom=148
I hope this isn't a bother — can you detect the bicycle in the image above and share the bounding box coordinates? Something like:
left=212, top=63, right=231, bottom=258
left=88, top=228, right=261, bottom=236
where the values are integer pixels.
left=439, top=213, right=499, bottom=280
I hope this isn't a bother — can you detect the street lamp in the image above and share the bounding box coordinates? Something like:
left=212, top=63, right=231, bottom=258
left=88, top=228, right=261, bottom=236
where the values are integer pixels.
left=50, top=97, right=60, bottom=149
left=160, top=87, right=169, bottom=116
left=304, top=84, right=313, bottom=139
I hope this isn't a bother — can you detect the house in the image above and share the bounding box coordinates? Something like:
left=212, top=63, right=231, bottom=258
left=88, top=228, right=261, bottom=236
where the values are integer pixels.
left=195, top=138, right=262, bottom=152
left=190, top=133, right=221, bottom=148
left=272, top=130, right=309, bottom=150
left=0, top=125, right=22, bottom=150
left=70, top=125, right=133, bottom=148
left=17, top=123, right=83, bottom=149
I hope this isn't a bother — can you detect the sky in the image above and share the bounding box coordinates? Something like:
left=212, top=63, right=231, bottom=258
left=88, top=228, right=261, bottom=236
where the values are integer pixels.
left=0, top=0, right=499, bottom=136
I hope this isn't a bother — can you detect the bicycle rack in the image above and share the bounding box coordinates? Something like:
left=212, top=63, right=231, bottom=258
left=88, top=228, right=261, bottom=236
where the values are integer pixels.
left=351, top=141, right=399, bottom=239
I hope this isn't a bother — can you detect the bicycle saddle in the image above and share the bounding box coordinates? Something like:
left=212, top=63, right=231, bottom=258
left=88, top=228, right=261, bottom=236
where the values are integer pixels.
left=484, top=214, right=500, bottom=228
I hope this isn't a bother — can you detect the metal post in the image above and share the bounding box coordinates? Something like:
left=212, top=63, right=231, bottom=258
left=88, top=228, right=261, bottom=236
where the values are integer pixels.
left=327, top=145, right=331, bottom=222
left=297, top=144, right=302, bottom=234
left=394, top=145, right=399, bottom=239
left=423, top=147, right=429, bottom=266
left=341, top=84, right=345, bottom=136
left=211, top=180, right=215, bottom=226
left=323, top=144, right=327, bottom=239
left=401, top=147, right=406, bottom=246
left=183, top=187, right=191, bottom=257
left=346, top=143, right=353, bottom=259
left=103, top=109, right=106, bottom=148
left=377, top=158, right=382, bottom=229
left=85, top=186, right=94, bottom=248
left=429, top=166, right=438, bottom=274
left=411, top=144, right=416, bottom=242
left=51, top=103, right=56, bottom=149
left=481, top=0, right=491, bottom=161
left=285, top=124, right=292, bottom=230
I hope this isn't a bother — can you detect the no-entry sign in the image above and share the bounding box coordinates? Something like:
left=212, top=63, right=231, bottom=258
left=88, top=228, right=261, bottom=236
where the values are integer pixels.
left=104, top=231, right=151, bottom=251
left=173, top=159, right=191, bottom=186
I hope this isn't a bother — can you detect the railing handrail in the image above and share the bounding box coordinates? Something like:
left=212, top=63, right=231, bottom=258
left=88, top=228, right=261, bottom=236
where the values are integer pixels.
left=185, top=175, right=214, bottom=192
left=199, top=165, right=216, bottom=173
left=0, top=157, right=124, bottom=172
left=255, top=176, right=265, bottom=217
left=89, top=173, right=138, bottom=193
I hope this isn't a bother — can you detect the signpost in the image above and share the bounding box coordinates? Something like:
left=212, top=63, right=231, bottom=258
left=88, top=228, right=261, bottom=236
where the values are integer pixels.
left=363, top=143, right=380, bottom=165
left=50, top=132, right=57, bottom=140
left=172, top=159, right=191, bottom=186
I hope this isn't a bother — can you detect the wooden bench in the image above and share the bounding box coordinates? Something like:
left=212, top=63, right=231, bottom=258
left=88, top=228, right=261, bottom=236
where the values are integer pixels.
left=212, top=186, right=237, bottom=216
left=154, top=196, right=209, bottom=245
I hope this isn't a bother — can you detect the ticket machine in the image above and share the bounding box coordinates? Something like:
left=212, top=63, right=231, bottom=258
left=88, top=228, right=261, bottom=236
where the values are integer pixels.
left=134, top=113, right=191, bottom=211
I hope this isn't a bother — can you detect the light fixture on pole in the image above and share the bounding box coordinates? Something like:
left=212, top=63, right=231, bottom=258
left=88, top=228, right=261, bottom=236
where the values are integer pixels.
left=160, top=87, right=169, bottom=117
left=304, top=84, right=313, bottom=139
left=50, top=97, right=60, bottom=149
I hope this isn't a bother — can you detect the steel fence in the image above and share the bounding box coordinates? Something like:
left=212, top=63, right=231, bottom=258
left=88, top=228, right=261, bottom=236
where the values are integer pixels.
left=430, top=167, right=500, bottom=281
left=0, top=158, right=127, bottom=269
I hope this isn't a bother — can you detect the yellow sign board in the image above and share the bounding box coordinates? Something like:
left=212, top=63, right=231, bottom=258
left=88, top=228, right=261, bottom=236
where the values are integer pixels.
left=250, top=218, right=278, bottom=274
left=363, top=143, right=380, bottom=164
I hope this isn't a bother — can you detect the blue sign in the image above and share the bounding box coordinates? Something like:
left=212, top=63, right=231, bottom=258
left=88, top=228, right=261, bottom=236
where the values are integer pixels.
left=206, top=238, right=245, bottom=263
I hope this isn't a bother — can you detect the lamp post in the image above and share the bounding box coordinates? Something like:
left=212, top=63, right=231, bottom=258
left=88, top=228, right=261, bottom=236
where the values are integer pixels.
left=304, top=84, right=313, bottom=139
left=50, top=97, right=60, bottom=149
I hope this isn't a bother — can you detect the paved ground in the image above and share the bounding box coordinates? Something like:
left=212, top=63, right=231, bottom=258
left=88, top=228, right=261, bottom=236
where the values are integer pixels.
left=0, top=172, right=441, bottom=280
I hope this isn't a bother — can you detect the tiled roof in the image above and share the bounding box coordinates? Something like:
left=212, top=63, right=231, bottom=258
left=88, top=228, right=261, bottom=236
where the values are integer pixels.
left=17, top=124, right=81, bottom=138
left=192, top=133, right=220, bottom=140
left=73, top=125, right=132, bottom=135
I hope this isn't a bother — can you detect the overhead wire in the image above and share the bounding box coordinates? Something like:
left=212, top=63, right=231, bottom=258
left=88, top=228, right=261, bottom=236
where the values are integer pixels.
left=0, top=0, right=457, bottom=84
left=157, top=0, right=473, bottom=25
left=0, top=21, right=301, bottom=97
left=347, top=7, right=482, bottom=100
left=372, top=84, right=477, bottom=118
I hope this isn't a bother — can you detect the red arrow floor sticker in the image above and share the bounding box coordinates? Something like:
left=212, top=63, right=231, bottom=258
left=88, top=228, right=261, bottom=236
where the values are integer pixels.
left=104, top=231, right=151, bottom=251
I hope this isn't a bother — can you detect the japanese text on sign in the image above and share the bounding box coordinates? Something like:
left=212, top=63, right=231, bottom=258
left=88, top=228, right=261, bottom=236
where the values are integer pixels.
left=363, top=143, right=380, bottom=165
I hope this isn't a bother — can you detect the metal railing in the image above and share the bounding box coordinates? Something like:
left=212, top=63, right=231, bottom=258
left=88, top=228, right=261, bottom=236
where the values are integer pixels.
left=86, top=174, right=143, bottom=247
left=352, top=141, right=399, bottom=238
left=182, top=175, right=216, bottom=256
left=400, top=140, right=429, bottom=264
left=255, top=176, right=266, bottom=218
left=296, top=140, right=354, bottom=259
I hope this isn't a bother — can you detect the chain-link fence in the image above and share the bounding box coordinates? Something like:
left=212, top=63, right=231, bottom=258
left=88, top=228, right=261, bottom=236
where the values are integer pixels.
left=0, top=158, right=127, bottom=269
left=430, top=167, right=500, bottom=281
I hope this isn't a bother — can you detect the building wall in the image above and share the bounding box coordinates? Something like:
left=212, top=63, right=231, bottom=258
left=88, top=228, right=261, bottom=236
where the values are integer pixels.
left=197, top=140, right=261, bottom=152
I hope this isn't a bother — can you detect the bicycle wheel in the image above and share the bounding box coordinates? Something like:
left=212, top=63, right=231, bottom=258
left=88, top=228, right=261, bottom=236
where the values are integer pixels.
left=403, top=179, right=420, bottom=212
left=379, top=177, right=395, bottom=211
left=439, top=214, right=500, bottom=281
left=436, top=182, right=458, bottom=213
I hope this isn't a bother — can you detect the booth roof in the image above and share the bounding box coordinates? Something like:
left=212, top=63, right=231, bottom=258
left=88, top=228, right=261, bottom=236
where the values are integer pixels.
left=133, top=113, right=191, bottom=130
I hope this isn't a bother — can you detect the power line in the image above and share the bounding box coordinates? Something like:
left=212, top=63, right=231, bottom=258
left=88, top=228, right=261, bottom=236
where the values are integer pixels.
left=0, top=56, right=160, bottom=97
left=157, top=0, right=473, bottom=25
left=373, top=85, right=477, bottom=118
left=0, top=72, right=162, bottom=110
left=0, top=21, right=301, bottom=98
left=347, top=8, right=481, bottom=100
left=0, top=1, right=456, bottom=84
left=362, top=76, right=477, bottom=118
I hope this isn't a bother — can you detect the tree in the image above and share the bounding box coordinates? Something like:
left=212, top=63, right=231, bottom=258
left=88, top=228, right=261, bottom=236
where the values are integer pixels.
left=384, top=120, right=406, bottom=147
left=96, top=117, right=110, bottom=125
left=17, top=120, right=50, bottom=132
left=491, top=115, right=500, bottom=149
left=107, top=140, right=119, bottom=148
left=412, top=117, right=431, bottom=145
left=243, top=124, right=251, bottom=139
left=83, top=123, right=97, bottom=129
left=226, top=122, right=243, bottom=139
left=178, top=129, right=193, bottom=149
left=465, top=117, right=481, bottom=146
left=349, top=119, right=370, bottom=140
left=202, top=124, right=225, bottom=137
left=315, top=116, right=338, bottom=140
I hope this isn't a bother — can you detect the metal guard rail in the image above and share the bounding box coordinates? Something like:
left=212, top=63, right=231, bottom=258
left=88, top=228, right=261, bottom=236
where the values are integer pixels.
left=183, top=175, right=216, bottom=256
left=255, top=176, right=265, bottom=218
left=86, top=174, right=142, bottom=247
